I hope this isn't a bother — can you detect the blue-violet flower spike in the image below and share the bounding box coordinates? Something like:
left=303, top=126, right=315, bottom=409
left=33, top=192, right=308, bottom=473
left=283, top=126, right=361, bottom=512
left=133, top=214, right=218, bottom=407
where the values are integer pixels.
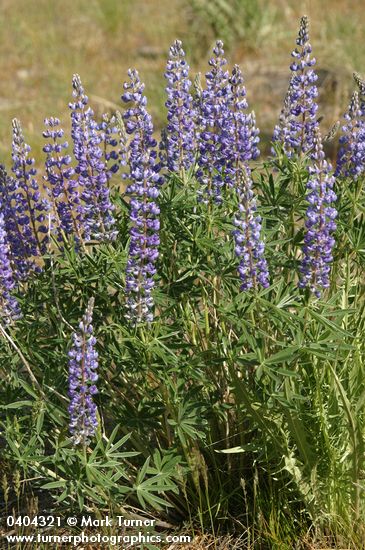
left=223, top=65, right=260, bottom=188
left=273, top=16, right=319, bottom=156
left=299, top=128, right=337, bottom=297
left=43, top=117, right=83, bottom=242
left=335, top=91, right=365, bottom=179
left=68, top=297, right=98, bottom=446
left=197, top=40, right=230, bottom=204
left=0, top=164, right=34, bottom=279
left=233, top=165, right=269, bottom=291
left=0, top=214, right=21, bottom=324
left=70, top=75, right=116, bottom=242
left=11, top=119, right=49, bottom=272
left=122, top=69, right=162, bottom=324
left=164, top=39, right=196, bottom=176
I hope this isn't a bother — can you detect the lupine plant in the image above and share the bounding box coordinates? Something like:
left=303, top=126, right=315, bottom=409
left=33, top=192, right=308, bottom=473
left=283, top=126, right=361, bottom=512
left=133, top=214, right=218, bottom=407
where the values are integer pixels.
left=1, top=15, right=365, bottom=550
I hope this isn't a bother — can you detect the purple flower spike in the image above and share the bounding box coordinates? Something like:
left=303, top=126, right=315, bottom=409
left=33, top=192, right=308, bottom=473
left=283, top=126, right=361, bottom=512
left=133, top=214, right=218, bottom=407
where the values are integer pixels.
left=11, top=119, right=49, bottom=275
left=70, top=74, right=116, bottom=242
left=43, top=117, right=84, bottom=242
left=197, top=40, right=230, bottom=204
left=0, top=164, right=34, bottom=279
left=273, top=16, right=319, bottom=156
left=0, top=214, right=21, bottom=324
left=122, top=69, right=163, bottom=324
left=299, top=128, right=337, bottom=297
left=223, top=65, right=260, bottom=188
left=164, top=39, right=196, bottom=175
left=233, top=165, right=269, bottom=291
left=68, top=298, right=98, bottom=446
left=335, top=91, right=365, bottom=179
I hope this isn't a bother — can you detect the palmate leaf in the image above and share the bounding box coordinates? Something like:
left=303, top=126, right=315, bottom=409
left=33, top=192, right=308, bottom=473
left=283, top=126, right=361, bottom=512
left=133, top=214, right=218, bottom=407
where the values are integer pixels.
left=133, top=457, right=177, bottom=510
left=167, top=399, right=207, bottom=446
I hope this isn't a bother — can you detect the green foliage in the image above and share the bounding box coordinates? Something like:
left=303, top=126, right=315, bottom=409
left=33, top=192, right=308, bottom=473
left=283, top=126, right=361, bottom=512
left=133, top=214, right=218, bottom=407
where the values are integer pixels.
left=1, top=160, right=365, bottom=548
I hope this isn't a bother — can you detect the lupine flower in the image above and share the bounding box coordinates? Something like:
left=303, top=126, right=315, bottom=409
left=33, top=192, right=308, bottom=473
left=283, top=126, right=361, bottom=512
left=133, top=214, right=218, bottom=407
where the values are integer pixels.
left=197, top=40, right=230, bottom=204
left=273, top=16, right=319, bottom=156
left=335, top=92, right=365, bottom=179
left=164, top=39, right=195, bottom=175
left=223, top=65, right=260, bottom=188
left=233, top=165, right=269, bottom=290
left=122, top=69, right=162, bottom=324
left=299, top=128, right=337, bottom=297
left=43, top=117, right=83, bottom=242
left=69, top=75, right=116, bottom=241
left=0, top=164, right=32, bottom=278
left=0, top=214, right=21, bottom=324
left=68, top=298, right=98, bottom=446
left=10, top=119, right=49, bottom=275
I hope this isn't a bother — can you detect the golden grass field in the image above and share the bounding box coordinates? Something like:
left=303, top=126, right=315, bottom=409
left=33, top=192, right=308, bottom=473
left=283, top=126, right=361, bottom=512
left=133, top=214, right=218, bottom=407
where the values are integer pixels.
left=0, top=0, right=364, bottom=163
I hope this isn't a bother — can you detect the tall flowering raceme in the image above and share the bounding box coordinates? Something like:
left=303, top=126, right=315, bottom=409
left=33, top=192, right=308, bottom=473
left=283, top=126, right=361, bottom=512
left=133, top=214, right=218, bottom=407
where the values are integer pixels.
left=220, top=65, right=267, bottom=288
left=68, top=298, right=98, bottom=446
left=273, top=16, right=319, bottom=156
left=0, top=214, right=21, bottom=324
left=233, top=165, right=269, bottom=291
left=0, top=164, right=31, bottom=278
left=43, top=117, right=83, bottom=242
left=10, top=119, right=49, bottom=276
left=223, top=64, right=260, bottom=188
left=299, top=128, right=337, bottom=297
left=122, top=69, right=162, bottom=324
left=197, top=40, right=230, bottom=204
left=335, top=91, right=365, bottom=179
left=69, top=75, right=116, bottom=242
left=163, top=39, right=196, bottom=176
